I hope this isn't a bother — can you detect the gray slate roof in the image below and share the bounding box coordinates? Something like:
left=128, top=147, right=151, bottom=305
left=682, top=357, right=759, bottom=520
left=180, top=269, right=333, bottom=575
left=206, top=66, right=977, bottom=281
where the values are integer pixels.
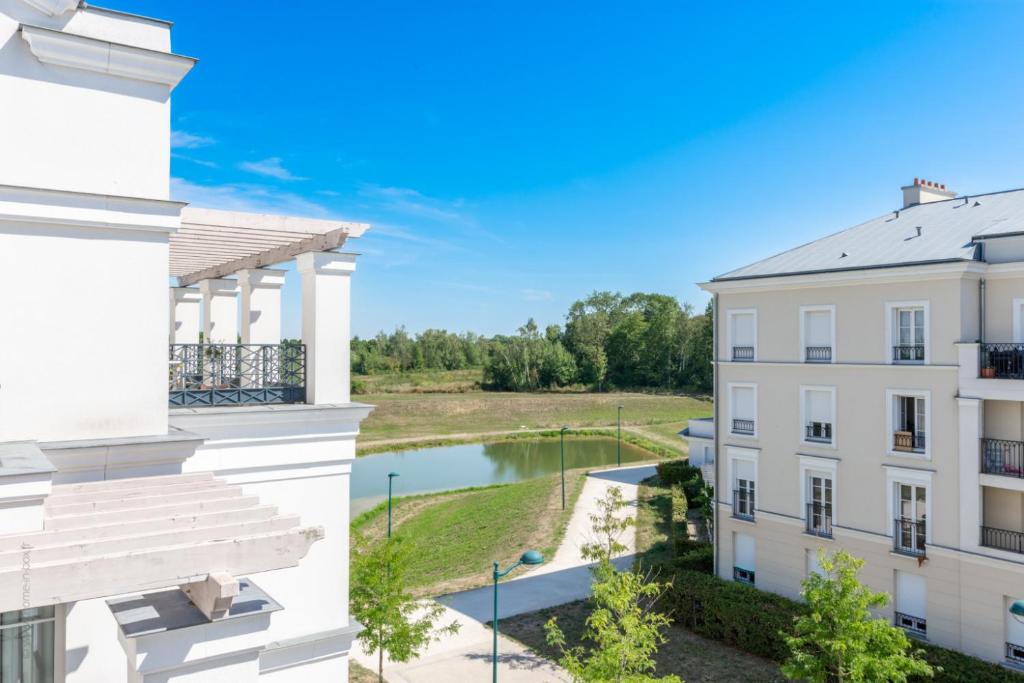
left=713, top=188, right=1024, bottom=281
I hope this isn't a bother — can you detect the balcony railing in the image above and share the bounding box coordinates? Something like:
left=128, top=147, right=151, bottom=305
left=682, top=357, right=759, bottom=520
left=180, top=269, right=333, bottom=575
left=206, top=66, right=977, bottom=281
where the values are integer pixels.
left=805, top=422, right=832, bottom=444
left=805, top=346, right=832, bottom=363
left=169, top=343, right=306, bottom=407
left=982, top=438, right=1024, bottom=478
left=894, top=611, right=927, bottom=638
left=805, top=502, right=833, bottom=538
left=732, top=566, right=755, bottom=585
left=893, top=344, right=925, bottom=362
left=1007, top=642, right=1024, bottom=665
left=893, top=431, right=925, bottom=453
left=732, top=418, right=755, bottom=435
left=893, top=517, right=926, bottom=556
left=732, top=488, right=755, bottom=520
left=732, top=346, right=755, bottom=361
left=981, top=343, right=1024, bottom=379
left=981, top=526, right=1024, bottom=554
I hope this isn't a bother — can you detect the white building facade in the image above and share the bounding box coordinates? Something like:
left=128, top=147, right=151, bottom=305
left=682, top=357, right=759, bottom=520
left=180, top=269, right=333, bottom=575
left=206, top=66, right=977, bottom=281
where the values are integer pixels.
left=0, top=2, right=371, bottom=681
left=703, top=178, right=1024, bottom=666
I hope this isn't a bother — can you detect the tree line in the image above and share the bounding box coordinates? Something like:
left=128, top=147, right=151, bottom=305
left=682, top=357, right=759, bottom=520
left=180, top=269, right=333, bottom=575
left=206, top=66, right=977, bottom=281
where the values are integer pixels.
left=351, top=291, right=713, bottom=393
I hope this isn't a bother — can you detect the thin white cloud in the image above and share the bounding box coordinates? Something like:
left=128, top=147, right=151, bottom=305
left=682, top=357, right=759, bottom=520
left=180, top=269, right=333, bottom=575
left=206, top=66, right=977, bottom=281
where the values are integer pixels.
left=238, top=157, right=306, bottom=181
left=172, top=153, right=219, bottom=168
left=359, top=184, right=469, bottom=224
left=171, top=130, right=215, bottom=149
left=170, top=177, right=329, bottom=217
left=521, top=288, right=553, bottom=301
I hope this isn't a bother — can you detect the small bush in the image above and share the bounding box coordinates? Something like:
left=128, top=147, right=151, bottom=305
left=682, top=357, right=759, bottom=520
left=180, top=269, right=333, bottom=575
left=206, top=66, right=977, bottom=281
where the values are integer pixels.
left=656, top=460, right=701, bottom=487
left=674, top=545, right=713, bottom=574
left=670, top=484, right=688, bottom=539
left=351, top=378, right=367, bottom=395
left=916, top=642, right=1019, bottom=682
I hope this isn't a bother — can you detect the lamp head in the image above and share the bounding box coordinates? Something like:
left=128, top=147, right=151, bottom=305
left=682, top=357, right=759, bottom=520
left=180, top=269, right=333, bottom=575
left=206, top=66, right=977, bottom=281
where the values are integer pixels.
left=388, top=472, right=400, bottom=479
left=1011, top=600, right=1024, bottom=622
left=520, top=550, right=544, bottom=566
left=560, top=425, right=569, bottom=433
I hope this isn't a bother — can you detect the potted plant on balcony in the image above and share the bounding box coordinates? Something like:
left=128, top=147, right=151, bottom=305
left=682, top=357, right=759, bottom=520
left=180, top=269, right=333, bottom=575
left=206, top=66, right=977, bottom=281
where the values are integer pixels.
left=982, top=364, right=996, bottom=378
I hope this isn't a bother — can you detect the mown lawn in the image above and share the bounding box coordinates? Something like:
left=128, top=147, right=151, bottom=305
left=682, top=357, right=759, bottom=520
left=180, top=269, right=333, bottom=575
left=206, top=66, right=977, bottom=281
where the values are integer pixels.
left=352, top=471, right=587, bottom=597
left=353, top=368, right=481, bottom=394
left=357, top=391, right=711, bottom=446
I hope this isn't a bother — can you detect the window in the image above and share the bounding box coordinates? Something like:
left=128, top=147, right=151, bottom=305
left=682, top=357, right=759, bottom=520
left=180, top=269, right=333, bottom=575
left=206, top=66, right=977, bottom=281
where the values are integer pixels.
left=805, top=473, right=833, bottom=538
left=801, top=386, right=835, bottom=447
left=728, top=310, right=756, bottom=362
left=887, top=301, right=928, bottom=364
left=895, top=571, right=927, bottom=638
left=729, top=383, right=757, bottom=437
left=890, top=392, right=927, bottom=455
left=894, top=483, right=927, bottom=555
left=0, top=607, right=55, bottom=682
left=801, top=305, right=835, bottom=363
left=733, top=533, right=756, bottom=585
left=728, top=447, right=757, bottom=521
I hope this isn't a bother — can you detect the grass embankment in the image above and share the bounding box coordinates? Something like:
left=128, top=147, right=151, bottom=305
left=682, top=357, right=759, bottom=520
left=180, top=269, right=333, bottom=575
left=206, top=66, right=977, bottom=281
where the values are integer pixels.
left=349, top=661, right=383, bottom=683
left=357, top=391, right=710, bottom=456
left=352, top=471, right=587, bottom=597
left=353, top=368, right=482, bottom=394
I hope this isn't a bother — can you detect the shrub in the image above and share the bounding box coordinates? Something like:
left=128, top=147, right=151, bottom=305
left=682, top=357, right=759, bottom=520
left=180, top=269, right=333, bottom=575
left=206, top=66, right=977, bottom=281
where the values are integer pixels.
left=656, top=460, right=701, bottom=487
left=673, top=544, right=713, bottom=574
left=916, top=643, right=1018, bottom=682
left=670, top=484, right=688, bottom=539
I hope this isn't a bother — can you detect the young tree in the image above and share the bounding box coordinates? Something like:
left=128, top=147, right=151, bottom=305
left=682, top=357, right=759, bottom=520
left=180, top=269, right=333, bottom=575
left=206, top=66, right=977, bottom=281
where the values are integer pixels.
left=546, top=486, right=682, bottom=682
left=350, top=533, right=460, bottom=682
left=782, top=549, right=933, bottom=683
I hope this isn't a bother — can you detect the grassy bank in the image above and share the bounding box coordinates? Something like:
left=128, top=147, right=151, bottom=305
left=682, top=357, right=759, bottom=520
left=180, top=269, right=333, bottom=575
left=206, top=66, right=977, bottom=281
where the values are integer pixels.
left=352, top=471, right=587, bottom=597
left=357, top=390, right=710, bottom=452
left=353, top=368, right=482, bottom=394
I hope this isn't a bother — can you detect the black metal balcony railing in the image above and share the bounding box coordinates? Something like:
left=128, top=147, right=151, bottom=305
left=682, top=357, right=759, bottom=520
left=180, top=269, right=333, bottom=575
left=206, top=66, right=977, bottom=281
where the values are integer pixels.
left=733, top=566, right=755, bottom=585
left=806, top=502, right=833, bottom=538
left=893, top=431, right=926, bottom=453
left=732, top=346, right=755, bottom=361
left=894, top=612, right=927, bottom=637
left=169, top=343, right=306, bottom=407
left=893, top=344, right=925, bottom=362
left=732, top=418, right=755, bottom=435
left=732, top=488, right=755, bottom=520
left=805, top=422, right=832, bottom=443
left=805, top=346, right=832, bottom=363
left=893, top=517, right=926, bottom=556
left=981, top=438, right=1024, bottom=478
left=981, top=526, right=1024, bottom=554
left=981, top=343, right=1024, bottom=379
left=1007, top=642, right=1024, bottom=665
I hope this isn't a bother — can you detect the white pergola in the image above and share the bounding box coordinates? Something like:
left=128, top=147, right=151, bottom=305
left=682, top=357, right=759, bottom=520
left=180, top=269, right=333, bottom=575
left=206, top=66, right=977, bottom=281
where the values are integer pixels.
left=171, top=207, right=370, bottom=287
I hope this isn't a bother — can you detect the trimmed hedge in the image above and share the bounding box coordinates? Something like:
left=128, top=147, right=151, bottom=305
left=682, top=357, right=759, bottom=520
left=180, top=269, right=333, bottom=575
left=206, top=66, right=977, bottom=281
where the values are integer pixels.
left=673, top=544, right=713, bottom=573
left=664, top=569, right=1022, bottom=682
left=656, top=460, right=701, bottom=487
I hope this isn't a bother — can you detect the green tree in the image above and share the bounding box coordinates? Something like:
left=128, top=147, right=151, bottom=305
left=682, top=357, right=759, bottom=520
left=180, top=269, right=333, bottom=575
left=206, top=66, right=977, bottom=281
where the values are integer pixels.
left=540, top=341, right=578, bottom=388
left=782, top=549, right=933, bottom=683
left=350, top=533, right=460, bottom=682
left=580, top=485, right=634, bottom=564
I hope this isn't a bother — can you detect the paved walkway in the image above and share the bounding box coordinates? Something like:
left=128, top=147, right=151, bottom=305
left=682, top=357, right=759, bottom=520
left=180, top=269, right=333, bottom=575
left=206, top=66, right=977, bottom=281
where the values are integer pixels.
left=352, top=464, right=656, bottom=682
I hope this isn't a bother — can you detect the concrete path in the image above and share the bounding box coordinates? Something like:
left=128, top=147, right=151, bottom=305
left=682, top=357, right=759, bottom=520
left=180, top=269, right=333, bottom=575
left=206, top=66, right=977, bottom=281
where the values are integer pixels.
left=352, top=464, right=657, bottom=682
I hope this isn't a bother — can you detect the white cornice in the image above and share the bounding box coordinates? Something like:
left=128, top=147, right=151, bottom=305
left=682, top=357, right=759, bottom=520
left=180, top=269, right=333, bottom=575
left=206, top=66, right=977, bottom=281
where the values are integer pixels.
left=20, top=24, right=195, bottom=89
left=701, top=260, right=985, bottom=294
left=20, top=0, right=78, bottom=16
left=0, top=183, right=184, bottom=234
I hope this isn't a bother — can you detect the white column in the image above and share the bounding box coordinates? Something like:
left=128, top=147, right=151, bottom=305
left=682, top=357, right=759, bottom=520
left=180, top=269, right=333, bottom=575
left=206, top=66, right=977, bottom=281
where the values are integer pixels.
left=958, top=396, right=983, bottom=551
left=168, top=287, right=201, bottom=344
left=296, top=251, right=356, bottom=404
left=237, top=268, right=286, bottom=345
left=199, top=278, right=239, bottom=343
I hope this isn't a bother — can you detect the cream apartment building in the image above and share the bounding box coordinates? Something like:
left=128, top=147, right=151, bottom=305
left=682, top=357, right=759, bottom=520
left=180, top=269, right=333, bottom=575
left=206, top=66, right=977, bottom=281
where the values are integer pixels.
left=702, top=178, right=1024, bottom=666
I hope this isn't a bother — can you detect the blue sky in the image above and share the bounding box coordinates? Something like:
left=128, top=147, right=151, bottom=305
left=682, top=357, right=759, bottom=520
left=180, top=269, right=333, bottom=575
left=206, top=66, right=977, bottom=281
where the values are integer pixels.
left=116, top=1, right=1024, bottom=338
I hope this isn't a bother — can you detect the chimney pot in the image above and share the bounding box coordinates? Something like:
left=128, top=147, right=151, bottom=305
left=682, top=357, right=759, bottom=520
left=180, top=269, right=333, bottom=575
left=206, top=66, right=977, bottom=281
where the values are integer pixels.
left=901, top=177, right=955, bottom=208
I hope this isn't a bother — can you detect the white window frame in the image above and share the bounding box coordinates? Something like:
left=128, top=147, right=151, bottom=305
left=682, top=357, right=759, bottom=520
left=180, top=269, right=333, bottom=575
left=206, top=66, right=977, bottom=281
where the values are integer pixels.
left=799, top=304, right=836, bottom=363
left=799, top=455, right=838, bottom=526
left=1013, top=298, right=1024, bottom=343
left=728, top=382, right=758, bottom=439
left=884, top=466, right=933, bottom=543
left=0, top=604, right=65, bottom=681
left=885, top=389, right=931, bottom=459
left=799, top=385, right=837, bottom=449
left=727, top=446, right=759, bottom=518
left=727, top=308, right=757, bottom=362
left=885, top=300, right=930, bottom=365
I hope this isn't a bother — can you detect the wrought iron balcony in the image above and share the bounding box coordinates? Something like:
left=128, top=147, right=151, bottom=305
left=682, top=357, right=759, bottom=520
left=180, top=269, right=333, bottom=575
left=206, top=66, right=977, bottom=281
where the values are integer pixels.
left=805, top=346, right=832, bottom=363
left=731, top=346, right=755, bottom=361
left=805, top=502, right=833, bottom=538
left=732, top=418, right=755, bottom=435
left=169, top=343, right=305, bottom=407
left=805, top=422, right=832, bottom=444
left=1007, top=642, right=1024, bottom=665
left=893, top=431, right=925, bottom=453
left=892, top=344, right=925, bottom=363
left=894, top=611, right=927, bottom=638
left=732, top=488, right=755, bottom=521
left=981, top=526, right=1024, bottom=554
left=893, top=517, right=926, bottom=556
left=982, top=438, right=1024, bottom=478
left=981, top=343, right=1024, bottom=379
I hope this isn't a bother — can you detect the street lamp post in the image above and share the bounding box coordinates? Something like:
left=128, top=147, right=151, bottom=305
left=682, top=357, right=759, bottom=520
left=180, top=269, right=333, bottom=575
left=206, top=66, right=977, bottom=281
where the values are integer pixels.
left=387, top=472, right=400, bottom=538
left=559, top=425, right=569, bottom=509
left=617, top=405, right=624, bottom=468
left=492, top=550, right=544, bottom=683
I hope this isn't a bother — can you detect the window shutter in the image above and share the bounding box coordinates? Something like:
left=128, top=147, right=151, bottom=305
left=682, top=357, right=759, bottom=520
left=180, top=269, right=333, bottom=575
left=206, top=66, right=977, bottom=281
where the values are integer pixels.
left=896, top=571, right=927, bottom=619
left=733, top=314, right=754, bottom=346
left=805, top=310, right=831, bottom=347
left=733, top=386, right=755, bottom=419
left=734, top=533, right=756, bottom=571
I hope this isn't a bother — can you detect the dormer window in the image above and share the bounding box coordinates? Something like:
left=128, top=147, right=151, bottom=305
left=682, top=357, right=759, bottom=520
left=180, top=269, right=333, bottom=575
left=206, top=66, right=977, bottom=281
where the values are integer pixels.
left=728, top=309, right=757, bottom=362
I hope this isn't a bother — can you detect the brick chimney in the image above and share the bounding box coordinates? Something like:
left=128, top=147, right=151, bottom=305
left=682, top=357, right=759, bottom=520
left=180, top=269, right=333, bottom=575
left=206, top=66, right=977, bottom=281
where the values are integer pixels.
left=901, top=177, right=955, bottom=208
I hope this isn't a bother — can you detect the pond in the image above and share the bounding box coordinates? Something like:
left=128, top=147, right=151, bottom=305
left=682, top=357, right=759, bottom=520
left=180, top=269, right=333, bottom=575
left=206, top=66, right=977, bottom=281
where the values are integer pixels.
left=351, top=437, right=656, bottom=516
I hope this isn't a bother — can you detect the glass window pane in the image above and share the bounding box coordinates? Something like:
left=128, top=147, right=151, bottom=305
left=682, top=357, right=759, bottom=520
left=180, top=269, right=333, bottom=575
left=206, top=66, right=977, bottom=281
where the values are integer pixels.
left=0, top=617, right=54, bottom=683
